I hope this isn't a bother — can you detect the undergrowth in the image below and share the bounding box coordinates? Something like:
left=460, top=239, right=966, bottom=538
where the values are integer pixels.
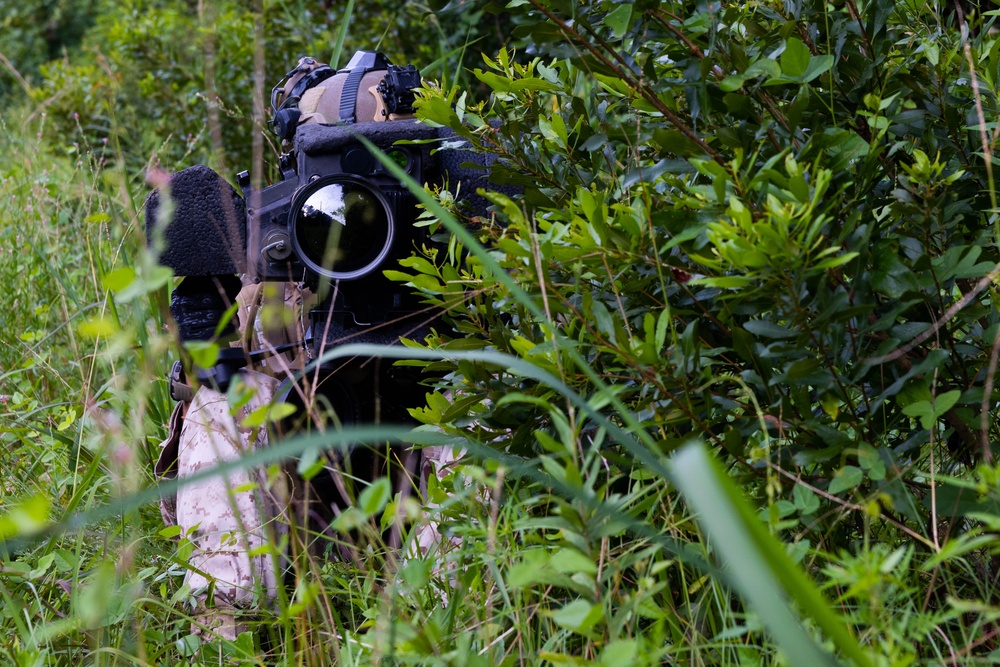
left=5, top=0, right=1000, bottom=666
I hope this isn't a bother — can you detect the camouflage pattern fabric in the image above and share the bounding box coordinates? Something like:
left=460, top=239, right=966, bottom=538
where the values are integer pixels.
left=236, top=282, right=311, bottom=375
left=413, top=444, right=464, bottom=558
left=156, top=375, right=465, bottom=637
left=157, top=370, right=289, bottom=640
left=298, top=69, right=403, bottom=125
left=155, top=401, right=184, bottom=528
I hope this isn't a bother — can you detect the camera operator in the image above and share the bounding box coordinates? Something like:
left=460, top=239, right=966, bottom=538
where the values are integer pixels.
left=149, top=51, right=467, bottom=639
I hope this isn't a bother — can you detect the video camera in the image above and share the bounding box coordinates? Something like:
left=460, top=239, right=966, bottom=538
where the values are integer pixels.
left=145, top=50, right=502, bottom=388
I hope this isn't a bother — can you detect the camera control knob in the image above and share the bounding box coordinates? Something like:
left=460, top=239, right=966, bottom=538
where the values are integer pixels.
left=263, top=230, right=292, bottom=262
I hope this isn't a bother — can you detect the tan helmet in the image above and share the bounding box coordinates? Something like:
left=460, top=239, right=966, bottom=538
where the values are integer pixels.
left=269, top=51, right=421, bottom=141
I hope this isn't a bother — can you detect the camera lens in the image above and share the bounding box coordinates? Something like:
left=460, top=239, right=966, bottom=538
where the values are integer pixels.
left=290, top=177, right=393, bottom=280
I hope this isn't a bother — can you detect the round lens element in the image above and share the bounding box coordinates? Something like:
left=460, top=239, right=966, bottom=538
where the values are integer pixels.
left=290, top=177, right=393, bottom=280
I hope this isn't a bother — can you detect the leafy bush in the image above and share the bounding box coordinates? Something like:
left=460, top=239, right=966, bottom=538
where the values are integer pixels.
left=395, top=0, right=1000, bottom=660
left=28, top=0, right=513, bottom=175
left=0, top=0, right=97, bottom=98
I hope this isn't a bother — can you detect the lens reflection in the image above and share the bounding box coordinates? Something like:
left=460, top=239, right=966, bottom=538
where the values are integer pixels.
left=293, top=179, right=392, bottom=279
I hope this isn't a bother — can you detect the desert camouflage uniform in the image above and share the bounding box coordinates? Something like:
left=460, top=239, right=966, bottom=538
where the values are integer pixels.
left=157, top=371, right=290, bottom=638
left=156, top=360, right=457, bottom=639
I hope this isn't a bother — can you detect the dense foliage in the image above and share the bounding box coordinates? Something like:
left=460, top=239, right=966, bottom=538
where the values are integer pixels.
left=24, top=0, right=511, bottom=174
left=423, top=0, right=1000, bottom=541
left=5, top=0, right=1000, bottom=665
left=0, top=0, right=97, bottom=98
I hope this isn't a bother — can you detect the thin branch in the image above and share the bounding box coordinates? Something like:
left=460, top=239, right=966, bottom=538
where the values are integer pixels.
left=649, top=9, right=707, bottom=60
left=766, top=461, right=937, bottom=550
left=981, top=328, right=1000, bottom=463
left=864, top=260, right=1000, bottom=365
left=843, top=0, right=875, bottom=60
left=0, top=51, right=32, bottom=96
left=526, top=0, right=726, bottom=168
left=964, top=42, right=998, bottom=213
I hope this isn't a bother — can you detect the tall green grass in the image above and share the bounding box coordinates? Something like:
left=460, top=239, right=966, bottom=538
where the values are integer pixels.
left=0, top=110, right=824, bottom=667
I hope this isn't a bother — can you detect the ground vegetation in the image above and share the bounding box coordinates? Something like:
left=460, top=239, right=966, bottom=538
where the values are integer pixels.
left=3, top=0, right=1000, bottom=665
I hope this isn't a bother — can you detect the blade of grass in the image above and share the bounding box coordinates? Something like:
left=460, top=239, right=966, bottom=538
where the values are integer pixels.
left=6, top=343, right=723, bottom=585
left=673, top=442, right=874, bottom=667
left=329, top=0, right=355, bottom=70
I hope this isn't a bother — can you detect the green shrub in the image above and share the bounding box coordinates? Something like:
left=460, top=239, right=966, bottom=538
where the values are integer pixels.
left=0, top=0, right=97, bottom=99
left=26, top=0, right=513, bottom=176
left=395, top=0, right=1000, bottom=660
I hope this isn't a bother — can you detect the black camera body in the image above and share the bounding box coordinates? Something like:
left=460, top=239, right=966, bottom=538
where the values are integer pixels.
left=240, top=119, right=443, bottom=334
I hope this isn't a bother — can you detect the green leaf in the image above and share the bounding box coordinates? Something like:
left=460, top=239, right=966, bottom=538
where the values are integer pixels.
left=175, top=634, right=200, bottom=658
left=931, top=389, right=962, bottom=414
left=720, top=74, right=746, bottom=92
left=922, top=533, right=997, bottom=570
left=331, top=506, right=368, bottom=533
left=550, top=599, right=603, bottom=635
left=508, top=550, right=551, bottom=588
left=0, top=494, right=50, bottom=539
left=605, top=3, right=633, bottom=38
left=101, top=266, right=136, bottom=292
left=297, top=449, right=324, bottom=479
left=793, top=483, right=820, bottom=515
left=692, top=275, right=753, bottom=289
left=358, top=477, right=392, bottom=516
left=241, top=405, right=268, bottom=429
left=828, top=465, right=864, bottom=494
left=185, top=340, right=219, bottom=369
left=857, top=444, right=886, bottom=481
left=744, top=320, right=796, bottom=339
left=539, top=115, right=568, bottom=147
left=549, top=548, right=598, bottom=575
left=159, top=525, right=182, bottom=539
left=400, top=558, right=431, bottom=590
left=267, top=401, right=297, bottom=422
left=115, top=265, right=173, bottom=302
left=902, top=389, right=961, bottom=429
left=653, top=129, right=702, bottom=156
left=475, top=70, right=559, bottom=94
left=780, top=38, right=810, bottom=78
left=813, top=251, right=858, bottom=271
left=746, top=57, right=782, bottom=80
left=802, top=54, right=834, bottom=82
left=924, top=41, right=939, bottom=66
left=53, top=549, right=78, bottom=572
left=84, top=211, right=111, bottom=224
left=600, top=640, right=639, bottom=667
left=77, top=316, right=118, bottom=338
